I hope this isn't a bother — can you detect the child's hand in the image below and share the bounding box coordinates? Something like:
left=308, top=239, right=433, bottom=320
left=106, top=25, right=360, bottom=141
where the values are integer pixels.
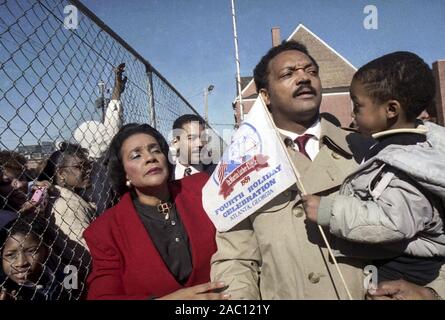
left=301, top=194, right=321, bottom=223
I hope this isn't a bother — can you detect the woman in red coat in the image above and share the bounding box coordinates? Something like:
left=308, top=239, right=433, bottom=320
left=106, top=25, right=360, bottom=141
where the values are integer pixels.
left=83, top=123, right=228, bottom=300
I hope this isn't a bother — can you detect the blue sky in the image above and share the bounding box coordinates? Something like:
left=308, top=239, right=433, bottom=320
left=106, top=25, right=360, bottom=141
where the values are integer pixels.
left=80, top=0, right=445, bottom=134
left=1, top=0, right=444, bottom=149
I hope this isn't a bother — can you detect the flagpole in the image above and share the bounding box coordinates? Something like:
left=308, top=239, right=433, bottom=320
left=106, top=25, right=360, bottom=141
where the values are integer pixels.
left=257, top=95, right=354, bottom=300
left=230, top=0, right=244, bottom=123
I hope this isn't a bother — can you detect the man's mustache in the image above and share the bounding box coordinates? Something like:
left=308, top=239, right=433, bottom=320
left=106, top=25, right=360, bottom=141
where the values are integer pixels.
left=292, top=85, right=316, bottom=98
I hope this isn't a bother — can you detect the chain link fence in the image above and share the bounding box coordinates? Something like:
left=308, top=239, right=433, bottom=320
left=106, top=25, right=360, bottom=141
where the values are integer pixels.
left=0, top=0, right=226, bottom=300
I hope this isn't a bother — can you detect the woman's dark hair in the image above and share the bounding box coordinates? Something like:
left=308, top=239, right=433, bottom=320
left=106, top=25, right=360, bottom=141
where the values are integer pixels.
left=38, top=142, right=89, bottom=183
left=0, top=151, right=29, bottom=210
left=0, top=151, right=28, bottom=181
left=353, top=51, right=435, bottom=121
left=107, top=123, right=172, bottom=196
left=0, top=151, right=27, bottom=174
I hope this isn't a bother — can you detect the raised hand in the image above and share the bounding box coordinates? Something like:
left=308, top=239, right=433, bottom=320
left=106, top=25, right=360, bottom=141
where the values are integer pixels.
left=112, top=62, right=127, bottom=100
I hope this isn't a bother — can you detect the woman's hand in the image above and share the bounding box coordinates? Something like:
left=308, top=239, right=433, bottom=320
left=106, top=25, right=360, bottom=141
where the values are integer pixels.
left=32, top=180, right=55, bottom=194
left=19, top=180, right=53, bottom=215
left=367, top=279, right=441, bottom=300
left=158, top=282, right=231, bottom=300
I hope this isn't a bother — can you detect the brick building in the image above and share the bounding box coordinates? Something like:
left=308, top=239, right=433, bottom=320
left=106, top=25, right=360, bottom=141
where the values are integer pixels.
left=433, top=61, right=445, bottom=125
left=233, top=24, right=445, bottom=127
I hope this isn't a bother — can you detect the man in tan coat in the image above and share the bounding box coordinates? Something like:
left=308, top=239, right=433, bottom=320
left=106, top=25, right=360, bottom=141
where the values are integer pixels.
left=210, top=41, right=445, bottom=300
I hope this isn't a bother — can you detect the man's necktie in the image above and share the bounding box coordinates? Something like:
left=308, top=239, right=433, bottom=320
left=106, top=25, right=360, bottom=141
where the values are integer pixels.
left=183, top=167, right=192, bottom=177
left=294, top=134, right=313, bottom=160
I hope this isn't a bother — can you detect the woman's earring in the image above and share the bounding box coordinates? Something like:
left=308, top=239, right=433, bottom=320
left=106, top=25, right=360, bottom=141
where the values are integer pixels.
left=126, top=180, right=132, bottom=188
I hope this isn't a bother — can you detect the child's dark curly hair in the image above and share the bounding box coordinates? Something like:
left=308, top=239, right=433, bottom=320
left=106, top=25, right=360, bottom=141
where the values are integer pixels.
left=353, top=51, right=435, bottom=121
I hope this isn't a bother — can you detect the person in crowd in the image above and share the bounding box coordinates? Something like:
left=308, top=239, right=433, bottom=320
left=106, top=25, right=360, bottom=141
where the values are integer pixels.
left=38, top=142, right=93, bottom=299
left=303, top=51, right=445, bottom=297
left=0, top=151, right=48, bottom=216
left=74, top=63, right=127, bottom=216
left=1, top=149, right=55, bottom=224
left=210, top=40, right=445, bottom=300
left=0, top=151, right=29, bottom=213
left=1, top=214, right=69, bottom=300
left=38, top=142, right=94, bottom=244
left=83, top=123, right=228, bottom=300
left=171, top=114, right=216, bottom=180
